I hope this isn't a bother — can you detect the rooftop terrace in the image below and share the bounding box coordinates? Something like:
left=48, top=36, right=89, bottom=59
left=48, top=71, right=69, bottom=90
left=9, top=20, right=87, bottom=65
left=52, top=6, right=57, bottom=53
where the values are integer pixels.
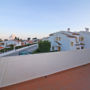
left=1, top=63, right=90, bottom=90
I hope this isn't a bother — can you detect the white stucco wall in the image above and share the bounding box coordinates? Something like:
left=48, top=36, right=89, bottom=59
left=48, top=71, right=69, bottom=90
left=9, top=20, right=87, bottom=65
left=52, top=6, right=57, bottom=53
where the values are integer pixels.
left=48, top=33, right=78, bottom=51
left=48, top=36, right=57, bottom=51
left=79, top=32, right=90, bottom=49
left=60, top=36, right=70, bottom=51
left=83, top=34, right=90, bottom=48
left=0, top=49, right=90, bottom=88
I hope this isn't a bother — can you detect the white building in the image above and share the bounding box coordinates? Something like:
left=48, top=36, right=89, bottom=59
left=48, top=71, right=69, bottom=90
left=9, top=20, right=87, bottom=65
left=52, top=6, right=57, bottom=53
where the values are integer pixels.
left=0, top=40, right=22, bottom=49
left=0, top=34, right=22, bottom=49
left=43, top=28, right=89, bottom=51
left=79, top=28, right=90, bottom=49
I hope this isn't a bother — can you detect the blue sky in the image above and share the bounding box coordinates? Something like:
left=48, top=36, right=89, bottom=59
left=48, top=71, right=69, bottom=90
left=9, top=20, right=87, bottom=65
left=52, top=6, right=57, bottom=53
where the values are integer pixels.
left=0, top=0, right=90, bottom=39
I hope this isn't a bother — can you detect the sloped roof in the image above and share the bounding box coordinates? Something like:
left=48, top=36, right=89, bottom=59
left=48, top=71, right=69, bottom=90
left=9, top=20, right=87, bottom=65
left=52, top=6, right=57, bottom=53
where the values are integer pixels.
left=62, top=33, right=76, bottom=38
left=72, top=33, right=80, bottom=35
left=0, top=47, right=4, bottom=49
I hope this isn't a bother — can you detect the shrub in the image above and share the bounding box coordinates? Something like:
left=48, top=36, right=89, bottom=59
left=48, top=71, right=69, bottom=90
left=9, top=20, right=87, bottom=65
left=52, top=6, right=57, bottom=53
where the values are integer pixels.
left=38, top=41, right=51, bottom=52
left=0, top=48, right=13, bottom=53
left=15, top=46, right=24, bottom=49
left=9, top=44, right=14, bottom=49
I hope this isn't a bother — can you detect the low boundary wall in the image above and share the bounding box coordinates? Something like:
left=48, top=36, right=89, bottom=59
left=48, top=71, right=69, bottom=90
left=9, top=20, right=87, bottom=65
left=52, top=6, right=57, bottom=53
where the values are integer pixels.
left=0, top=49, right=90, bottom=87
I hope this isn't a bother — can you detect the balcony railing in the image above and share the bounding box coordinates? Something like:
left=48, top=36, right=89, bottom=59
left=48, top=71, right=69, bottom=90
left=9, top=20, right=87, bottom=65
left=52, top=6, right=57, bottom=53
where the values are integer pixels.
left=75, top=43, right=85, bottom=46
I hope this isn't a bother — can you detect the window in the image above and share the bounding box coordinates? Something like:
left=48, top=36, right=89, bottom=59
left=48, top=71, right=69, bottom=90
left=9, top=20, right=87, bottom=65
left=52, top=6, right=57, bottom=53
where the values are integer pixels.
left=81, top=47, right=84, bottom=49
left=59, top=37, right=61, bottom=41
left=58, top=46, right=61, bottom=51
left=79, top=36, right=84, bottom=41
left=77, top=48, right=80, bottom=50
left=56, top=37, right=61, bottom=41
left=56, top=37, right=58, bottom=41
left=52, top=46, right=54, bottom=51
left=71, top=42, right=74, bottom=46
left=75, top=37, right=78, bottom=43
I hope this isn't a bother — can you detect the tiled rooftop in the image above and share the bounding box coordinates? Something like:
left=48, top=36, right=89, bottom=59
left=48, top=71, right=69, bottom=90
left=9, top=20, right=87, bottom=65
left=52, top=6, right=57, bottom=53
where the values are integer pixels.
left=0, top=63, right=90, bottom=90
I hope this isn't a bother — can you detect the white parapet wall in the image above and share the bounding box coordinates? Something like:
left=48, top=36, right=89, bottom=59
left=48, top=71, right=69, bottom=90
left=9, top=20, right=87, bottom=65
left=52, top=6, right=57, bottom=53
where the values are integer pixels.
left=0, top=49, right=90, bottom=88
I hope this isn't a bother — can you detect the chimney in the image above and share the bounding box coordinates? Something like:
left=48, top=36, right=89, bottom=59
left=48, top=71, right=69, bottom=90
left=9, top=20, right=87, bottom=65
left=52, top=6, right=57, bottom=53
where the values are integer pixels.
left=85, top=28, right=89, bottom=32
left=67, top=28, right=70, bottom=32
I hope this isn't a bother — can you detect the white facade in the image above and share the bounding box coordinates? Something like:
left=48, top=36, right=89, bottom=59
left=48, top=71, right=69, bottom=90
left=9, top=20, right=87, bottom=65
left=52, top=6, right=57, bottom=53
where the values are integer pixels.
left=43, top=31, right=87, bottom=51
left=0, top=40, right=21, bottom=48
left=79, top=31, right=90, bottom=49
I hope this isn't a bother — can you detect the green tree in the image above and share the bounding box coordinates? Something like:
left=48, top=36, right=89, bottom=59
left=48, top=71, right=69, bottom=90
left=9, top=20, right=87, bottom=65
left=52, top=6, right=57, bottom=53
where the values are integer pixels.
left=9, top=44, right=14, bottom=49
left=38, top=41, right=51, bottom=52
left=27, top=38, right=31, bottom=41
left=14, top=37, right=20, bottom=41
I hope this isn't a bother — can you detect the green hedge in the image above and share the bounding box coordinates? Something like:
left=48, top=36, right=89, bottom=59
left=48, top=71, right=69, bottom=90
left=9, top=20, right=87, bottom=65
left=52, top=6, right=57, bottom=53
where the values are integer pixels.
left=38, top=41, right=51, bottom=52
left=33, top=41, right=51, bottom=54
left=0, top=48, right=13, bottom=53
left=15, top=44, right=32, bottom=49
left=15, top=46, right=24, bottom=49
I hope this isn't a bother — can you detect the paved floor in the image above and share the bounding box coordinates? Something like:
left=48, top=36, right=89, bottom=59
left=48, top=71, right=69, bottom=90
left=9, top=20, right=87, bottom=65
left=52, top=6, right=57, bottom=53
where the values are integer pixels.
left=1, top=64, right=90, bottom=90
